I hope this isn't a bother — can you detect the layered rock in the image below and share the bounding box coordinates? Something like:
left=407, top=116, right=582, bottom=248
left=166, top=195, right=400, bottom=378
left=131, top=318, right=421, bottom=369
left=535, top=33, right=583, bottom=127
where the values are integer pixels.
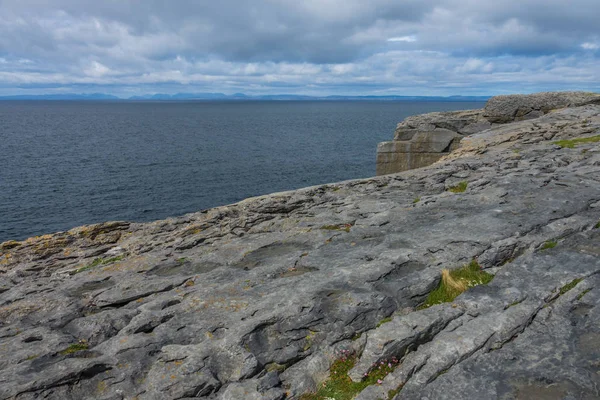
left=1, top=98, right=600, bottom=400
left=376, top=91, right=600, bottom=175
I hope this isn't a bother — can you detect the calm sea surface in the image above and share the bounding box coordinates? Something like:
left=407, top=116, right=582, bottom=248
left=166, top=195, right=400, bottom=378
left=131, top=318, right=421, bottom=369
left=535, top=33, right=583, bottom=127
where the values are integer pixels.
left=0, top=100, right=484, bottom=242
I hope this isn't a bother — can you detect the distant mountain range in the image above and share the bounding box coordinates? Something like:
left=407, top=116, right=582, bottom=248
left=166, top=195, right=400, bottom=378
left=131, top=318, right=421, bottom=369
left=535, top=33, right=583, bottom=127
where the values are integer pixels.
left=0, top=92, right=491, bottom=102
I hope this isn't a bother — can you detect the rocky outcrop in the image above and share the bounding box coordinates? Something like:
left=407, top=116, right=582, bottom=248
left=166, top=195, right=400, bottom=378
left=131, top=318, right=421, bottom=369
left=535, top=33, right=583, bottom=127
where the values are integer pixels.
left=483, top=91, right=600, bottom=123
left=1, top=98, right=600, bottom=399
left=377, top=91, right=600, bottom=175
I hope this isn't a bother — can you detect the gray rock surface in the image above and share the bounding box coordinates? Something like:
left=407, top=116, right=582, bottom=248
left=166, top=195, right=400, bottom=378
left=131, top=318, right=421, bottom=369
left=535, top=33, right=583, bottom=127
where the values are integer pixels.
left=483, top=91, right=600, bottom=123
left=1, top=99, right=600, bottom=399
left=377, top=91, right=600, bottom=175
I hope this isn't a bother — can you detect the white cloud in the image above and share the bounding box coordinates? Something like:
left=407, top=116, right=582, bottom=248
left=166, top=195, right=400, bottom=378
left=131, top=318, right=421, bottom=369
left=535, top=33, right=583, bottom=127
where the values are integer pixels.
left=581, top=42, right=599, bottom=50
left=0, top=0, right=598, bottom=95
left=84, top=61, right=111, bottom=77
left=387, top=36, right=417, bottom=42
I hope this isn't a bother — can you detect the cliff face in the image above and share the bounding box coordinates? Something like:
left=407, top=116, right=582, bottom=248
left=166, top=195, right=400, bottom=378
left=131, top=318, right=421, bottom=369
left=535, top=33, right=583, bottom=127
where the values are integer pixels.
left=1, top=96, right=600, bottom=400
left=376, top=91, right=600, bottom=175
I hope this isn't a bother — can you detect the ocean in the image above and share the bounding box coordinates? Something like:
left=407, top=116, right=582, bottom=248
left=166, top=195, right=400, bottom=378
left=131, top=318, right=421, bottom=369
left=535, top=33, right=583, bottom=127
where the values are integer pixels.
left=0, top=100, right=484, bottom=242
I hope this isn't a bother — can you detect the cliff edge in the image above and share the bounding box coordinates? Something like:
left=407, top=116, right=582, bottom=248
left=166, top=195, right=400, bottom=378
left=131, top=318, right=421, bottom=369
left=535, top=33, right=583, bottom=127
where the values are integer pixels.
left=1, top=94, right=600, bottom=399
left=376, top=91, right=600, bottom=174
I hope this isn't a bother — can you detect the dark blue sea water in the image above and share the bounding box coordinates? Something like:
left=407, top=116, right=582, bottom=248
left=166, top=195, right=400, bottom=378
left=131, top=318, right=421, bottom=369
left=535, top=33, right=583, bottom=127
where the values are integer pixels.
left=0, top=100, right=484, bottom=242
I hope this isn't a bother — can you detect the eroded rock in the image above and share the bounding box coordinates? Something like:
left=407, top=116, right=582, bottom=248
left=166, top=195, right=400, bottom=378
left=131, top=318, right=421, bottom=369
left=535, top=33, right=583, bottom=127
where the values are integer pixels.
left=377, top=91, right=600, bottom=175
left=1, top=97, right=600, bottom=399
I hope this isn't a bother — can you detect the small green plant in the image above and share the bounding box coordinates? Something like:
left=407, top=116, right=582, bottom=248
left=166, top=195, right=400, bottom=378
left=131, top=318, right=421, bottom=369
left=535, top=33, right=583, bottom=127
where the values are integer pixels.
left=73, top=255, right=125, bottom=274
left=419, top=260, right=493, bottom=309
left=413, top=197, right=421, bottom=204
left=448, top=181, right=468, bottom=193
left=594, top=221, right=600, bottom=229
left=577, top=288, right=592, bottom=300
left=376, top=317, right=393, bottom=328
left=265, top=362, right=287, bottom=372
left=553, top=135, right=600, bottom=148
left=176, top=257, right=187, bottom=263
left=540, top=240, right=557, bottom=251
left=300, top=350, right=400, bottom=400
left=559, top=278, right=583, bottom=296
left=320, top=223, right=352, bottom=233
left=59, top=341, right=88, bottom=355
left=506, top=299, right=524, bottom=309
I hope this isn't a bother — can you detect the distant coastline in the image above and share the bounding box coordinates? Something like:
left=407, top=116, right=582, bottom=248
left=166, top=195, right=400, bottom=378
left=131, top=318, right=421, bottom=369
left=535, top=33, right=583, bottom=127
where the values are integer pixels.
left=0, top=92, right=491, bottom=102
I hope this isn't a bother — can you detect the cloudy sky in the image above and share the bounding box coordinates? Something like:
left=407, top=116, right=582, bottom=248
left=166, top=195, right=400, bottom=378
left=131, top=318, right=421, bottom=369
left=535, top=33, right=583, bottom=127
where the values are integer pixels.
left=0, top=0, right=599, bottom=97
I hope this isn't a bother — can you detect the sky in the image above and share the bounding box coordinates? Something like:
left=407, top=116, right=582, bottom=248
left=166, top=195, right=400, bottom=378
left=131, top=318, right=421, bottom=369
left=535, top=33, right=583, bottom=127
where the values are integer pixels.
left=0, top=0, right=599, bottom=97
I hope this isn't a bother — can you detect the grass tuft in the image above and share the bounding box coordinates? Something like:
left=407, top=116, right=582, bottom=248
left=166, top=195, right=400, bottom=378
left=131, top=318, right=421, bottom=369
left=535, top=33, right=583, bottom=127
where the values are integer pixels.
left=413, top=197, right=421, bottom=204
left=419, top=260, right=493, bottom=309
left=73, top=255, right=125, bottom=274
left=59, top=341, right=88, bottom=355
left=559, top=278, right=583, bottom=296
left=300, top=351, right=399, bottom=400
left=577, top=288, right=592, bottom=301
left=376, top=317, right=393, bottom=328
left=448, top=181, right=468, bottom=193
left=553, top=135, right=600, bottom=148
left=540, top=240, right=557, bottom=251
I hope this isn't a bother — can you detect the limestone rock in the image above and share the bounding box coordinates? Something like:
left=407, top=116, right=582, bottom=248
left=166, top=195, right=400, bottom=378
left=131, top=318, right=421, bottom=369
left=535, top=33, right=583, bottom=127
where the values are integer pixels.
left=483, top=91, right=600, bottom=123
left=1, top=98, right=600, bottom=399
left=378, top=91, right=600, bottom=175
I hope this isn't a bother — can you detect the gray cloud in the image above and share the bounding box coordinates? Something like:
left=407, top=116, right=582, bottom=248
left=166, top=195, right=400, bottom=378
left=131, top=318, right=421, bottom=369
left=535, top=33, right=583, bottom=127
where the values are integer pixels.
left=0, top=0, right=598, bottom=95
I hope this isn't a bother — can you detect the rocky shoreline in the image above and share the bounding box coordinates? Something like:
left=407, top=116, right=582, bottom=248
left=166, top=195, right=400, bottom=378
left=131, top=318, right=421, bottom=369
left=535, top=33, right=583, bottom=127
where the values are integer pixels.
left=1, top=93, right=600, bottom=399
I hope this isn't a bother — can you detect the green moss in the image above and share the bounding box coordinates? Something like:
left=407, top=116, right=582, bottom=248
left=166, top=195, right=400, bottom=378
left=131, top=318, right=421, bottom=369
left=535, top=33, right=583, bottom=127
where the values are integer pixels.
left=506, top=299, right=524, bottom=309
left=303, top=330, right=317, bottom=351
left=376, top=317, right=393, bottom=328
left=59, top=342, right=88, bottom=355
left=553, top=135, right=600, bottom=148
left=540, top=240, right=557, bottom=251
left=73, top=255, right=125, bottom=274
left=176, top=257, right=187, bottom=263
left=559, top=278, right=583, bottom=296
left=25, top=354, right=39, bottom=361
left=413, top=197, right=421, bottom=204
left=448, top=181, right=468, bottom=193
left=320, top=223, right=352, bottom=233
left=265, top=362, right=287, bottom=372
left=577, top=288, right=592, bottom=300
left=351, top=332, right=362, bottom=341
left=594, top=221, right=600, bottom=229
left=300, top=352, right=399, bottom=400
left=419, top=260, right=493, bottom=309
